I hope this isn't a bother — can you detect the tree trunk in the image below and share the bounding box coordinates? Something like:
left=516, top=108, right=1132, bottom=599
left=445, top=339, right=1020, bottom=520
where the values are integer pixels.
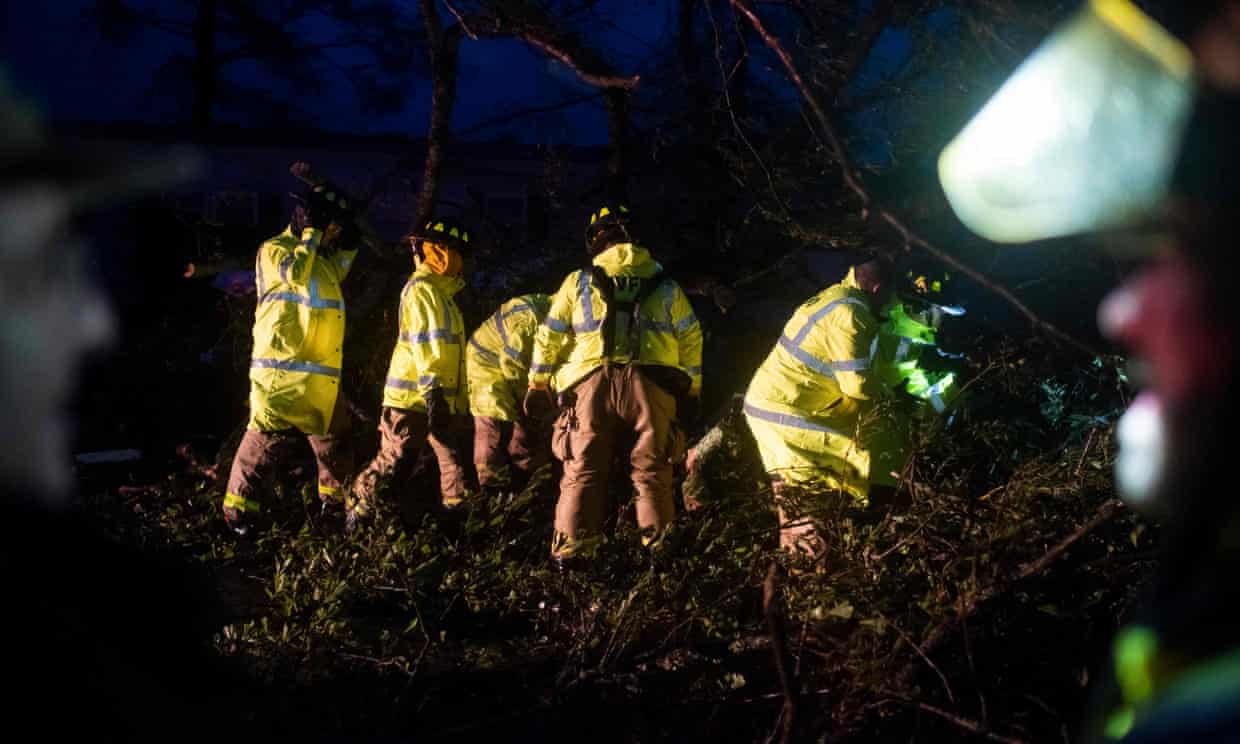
left=192, top=0, right=218, bottom=133
left=415, top=0, right=462, bottom=229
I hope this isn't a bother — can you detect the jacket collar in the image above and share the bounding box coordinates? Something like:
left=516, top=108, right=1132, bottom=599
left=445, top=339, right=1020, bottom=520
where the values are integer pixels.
left=592, top=242, right=662, bottom=279
left=413, top=264, right=465, bottom=297
left=843, top=266, right=862, bottom=291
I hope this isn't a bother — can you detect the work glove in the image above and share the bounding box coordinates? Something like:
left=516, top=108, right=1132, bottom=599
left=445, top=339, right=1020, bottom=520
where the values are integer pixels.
left=425, top=388, right=452, bottom=441
left=677, top=395, right=701, bottom=436
left=523, top=386, right=557, bottom=423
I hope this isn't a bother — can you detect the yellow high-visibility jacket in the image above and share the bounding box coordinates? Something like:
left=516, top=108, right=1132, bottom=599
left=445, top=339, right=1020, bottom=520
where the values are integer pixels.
left=743, top=268, right=882, bottom=497
left=248, top=225, right=357, bottom=435
left=530, top=243, right=703, bottom=395
left=382, top=266, right=468, bottom=414
left=467, top=293, right=551, bottom=421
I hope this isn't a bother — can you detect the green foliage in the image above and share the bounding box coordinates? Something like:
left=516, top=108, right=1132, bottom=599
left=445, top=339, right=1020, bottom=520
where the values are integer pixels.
left=81, top=337, right=1152, bottom=740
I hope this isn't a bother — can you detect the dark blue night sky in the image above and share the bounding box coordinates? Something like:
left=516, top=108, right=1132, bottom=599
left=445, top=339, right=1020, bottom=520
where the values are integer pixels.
left=5, top=1, right=681, bottom=143
left=6, top=1, right=922, bottom=153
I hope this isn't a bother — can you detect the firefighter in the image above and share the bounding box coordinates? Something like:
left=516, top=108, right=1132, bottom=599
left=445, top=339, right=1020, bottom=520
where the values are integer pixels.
left=868, top=273, right=966, bottom=489
left=938, top=1, right=1240, bottom=739
left=222, top=178, right=361, bottom=534
left=467, top=292, right=553, bottom=492
left=347, top=217, right=471, bottom=529
left=525, top=203, right=703, bottom=563
left=742, top=254, right=892, bottom=559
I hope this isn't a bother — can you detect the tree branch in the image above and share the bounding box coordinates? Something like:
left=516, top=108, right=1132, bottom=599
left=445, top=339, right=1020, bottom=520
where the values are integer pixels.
left=907, top=499, right=1124, bottom=682
left=763, top=562, right=798, bottom=744
left=728, top=0, right=1102, bottom=359
left=513, top=31, right=640, bottom=90
left=477, top=2, right=640, bottom=90
left=915, top=701, right=1030, bottom=744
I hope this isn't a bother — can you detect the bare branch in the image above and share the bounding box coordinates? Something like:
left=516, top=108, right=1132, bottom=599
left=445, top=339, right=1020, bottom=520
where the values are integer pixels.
left=909, top=499, right=1124, bottom=675
left=728, top=0, right=1103, bottom=359
left=763, top=562, right=798, bottom=744
left=729, top=0, right=868, bottom=206
left=514, top=32, right=640, bottom=90
left=708, top=1, right=787, bottom=216
left=471, top=1, right=639, bottom=90
left=443, top=0, right=479, bottom=40
left=915, top=701, right=1029, bottom=744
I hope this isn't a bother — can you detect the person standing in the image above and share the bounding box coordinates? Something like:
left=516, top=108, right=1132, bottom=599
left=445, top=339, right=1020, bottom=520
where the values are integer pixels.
left=223, top=178, right=361, bottom=534
left=525, top=203, right=703, bottom=564
left=347, top=217, right=471, bottom=529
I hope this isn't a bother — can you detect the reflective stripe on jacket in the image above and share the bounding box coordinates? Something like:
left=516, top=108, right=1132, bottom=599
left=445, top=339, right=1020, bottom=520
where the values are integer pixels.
left=530, top=243, right=703, bottom=394
left=382, top=266, right=467, bottom=414
left=248, top=225, right=357, bottom=435
left=467, top=294, right=551, bottom=421
left=743, top=268, right=881, bottom=496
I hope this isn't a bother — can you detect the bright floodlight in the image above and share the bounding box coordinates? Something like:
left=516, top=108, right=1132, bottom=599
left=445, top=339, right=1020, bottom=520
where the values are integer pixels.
left=938, top=0, right=1195, bottom=243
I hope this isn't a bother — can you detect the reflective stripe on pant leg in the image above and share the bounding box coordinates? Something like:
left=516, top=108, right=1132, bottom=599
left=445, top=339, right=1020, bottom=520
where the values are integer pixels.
left=743, top=404, right=870, bottom=500
left=311, top=391, right=354, bottom=502
left=224, top=430, right=288, bottom=514
left=552, top=368, right=611, bottom=558
left=224, top=491, right=261, bottom=513
left=473, top=415, right=511, bottom=489
left=429, top=422, right=468, bottom=506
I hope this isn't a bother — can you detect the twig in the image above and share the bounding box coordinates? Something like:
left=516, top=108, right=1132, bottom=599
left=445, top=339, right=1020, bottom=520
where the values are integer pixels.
left=727, top=0, right=1102, bottom=360
left=874, top=499, right=946, bottom=560
left=337, top=652, right=413, bottom=676
left=916, top=701, right=1029, bottom=744
left=1022, top=693, right=1071, bottom=744
left=891, top=621, right=955, bottom=704
left=960, top=593, right=987, bottom=726
left=911, top=499, right=1124, bottom=669
left=708, top=0, right=787, bottom=217
left=763, top=561, right=798, bottom=744
left=1075, top=427, right=1098, bottom=479
left=442, top=0, right=478, bottom=39
left=508, top=24, right=639, bottom=90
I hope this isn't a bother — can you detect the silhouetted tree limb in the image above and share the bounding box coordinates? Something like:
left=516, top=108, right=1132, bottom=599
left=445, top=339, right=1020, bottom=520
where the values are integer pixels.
left=729, top=0, right=1103, bottom=359
left=763, top=561, right=798, bottom=744
left=914, top=701, right=1030, bottom=744
left=902, top=498, right=1124, bottom=688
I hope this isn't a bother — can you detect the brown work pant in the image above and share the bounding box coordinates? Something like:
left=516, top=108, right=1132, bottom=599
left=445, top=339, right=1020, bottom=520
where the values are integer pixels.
left=473, top=416, right=550, bottom=488
left=225, top=394, right=353, bottom=511
left=352, top=406, right=467, bottom=510
left=551, top=365, right=684, bottom=556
